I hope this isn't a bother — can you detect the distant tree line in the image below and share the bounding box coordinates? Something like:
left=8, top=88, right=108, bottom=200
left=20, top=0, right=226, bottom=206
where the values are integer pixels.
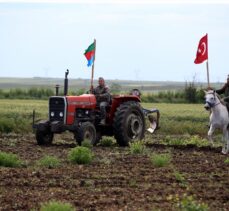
left=141, top=88, right=205, bottom=103
left=0, top=87, right=92, bottom=100
left=0, top=82, right=205, bottom=103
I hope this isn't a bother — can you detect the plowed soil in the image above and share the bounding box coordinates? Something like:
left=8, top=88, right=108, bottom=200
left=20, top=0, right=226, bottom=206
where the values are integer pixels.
left=0, top=133, right=228, bottom=211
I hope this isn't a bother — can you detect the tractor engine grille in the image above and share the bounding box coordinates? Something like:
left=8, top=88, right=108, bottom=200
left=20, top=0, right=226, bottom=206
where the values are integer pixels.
left=49, top=97, right=66, bottom=123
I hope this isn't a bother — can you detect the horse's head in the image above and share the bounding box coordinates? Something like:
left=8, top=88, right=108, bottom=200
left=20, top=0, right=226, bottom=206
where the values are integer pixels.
left=204, top=90, right=218, bottom=110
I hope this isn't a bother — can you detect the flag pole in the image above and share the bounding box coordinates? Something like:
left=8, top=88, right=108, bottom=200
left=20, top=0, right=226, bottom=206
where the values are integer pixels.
left=206, top=60, right=210, bottom=88
left=90, top=39, right=96, bottom=93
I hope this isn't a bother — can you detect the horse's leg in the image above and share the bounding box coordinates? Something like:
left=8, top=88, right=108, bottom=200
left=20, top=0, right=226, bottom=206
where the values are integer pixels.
left=208, top=125, right=215, bottom=146
left=222, top=126, right=229, bottom=154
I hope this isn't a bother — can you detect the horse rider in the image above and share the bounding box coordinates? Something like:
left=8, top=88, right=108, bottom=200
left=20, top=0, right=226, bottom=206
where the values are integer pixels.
left=91, top=77, right=110, bottom=125
left=216, top=75, right=229, bottom=110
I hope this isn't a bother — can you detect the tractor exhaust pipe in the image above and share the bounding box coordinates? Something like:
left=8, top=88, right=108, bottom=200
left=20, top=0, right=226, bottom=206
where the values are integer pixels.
left=55, top=84, right=60, bottom=96
left=64, top=69, right=69, bottom=96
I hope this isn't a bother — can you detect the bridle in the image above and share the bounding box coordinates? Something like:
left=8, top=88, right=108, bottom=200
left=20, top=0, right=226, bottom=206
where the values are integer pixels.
left=205, top=92, right=221, bottom=108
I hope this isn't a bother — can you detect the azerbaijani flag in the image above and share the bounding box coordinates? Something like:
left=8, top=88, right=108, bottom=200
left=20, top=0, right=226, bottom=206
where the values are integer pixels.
left=84, top=42, right=95, bottom=67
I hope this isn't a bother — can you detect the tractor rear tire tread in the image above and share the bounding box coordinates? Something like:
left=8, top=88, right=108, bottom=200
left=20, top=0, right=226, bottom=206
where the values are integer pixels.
left=113, top=101, right=145, bottom=146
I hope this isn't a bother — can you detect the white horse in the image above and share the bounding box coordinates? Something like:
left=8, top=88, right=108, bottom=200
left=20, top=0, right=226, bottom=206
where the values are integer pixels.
left=204, top=90, right=229, bottom=154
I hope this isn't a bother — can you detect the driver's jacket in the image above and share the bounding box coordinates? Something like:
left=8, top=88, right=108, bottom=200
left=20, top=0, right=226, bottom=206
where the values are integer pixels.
left=92, top=85, right=110, bottom=104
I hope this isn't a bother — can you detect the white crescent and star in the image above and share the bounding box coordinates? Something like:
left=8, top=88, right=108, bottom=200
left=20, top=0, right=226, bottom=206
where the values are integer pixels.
left=201, top=42, right=206, bottom=55
left=198, top=42, right=206, bottom=55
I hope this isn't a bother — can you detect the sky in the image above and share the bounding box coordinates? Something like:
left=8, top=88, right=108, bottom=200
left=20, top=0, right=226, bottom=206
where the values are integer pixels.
left=0, top=0, right=229, bottom=83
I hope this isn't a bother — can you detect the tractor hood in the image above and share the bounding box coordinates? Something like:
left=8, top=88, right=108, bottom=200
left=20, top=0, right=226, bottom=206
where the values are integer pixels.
left=66, top=94, right=97, bottom=109
left=66, top=94, right=97, bottom=125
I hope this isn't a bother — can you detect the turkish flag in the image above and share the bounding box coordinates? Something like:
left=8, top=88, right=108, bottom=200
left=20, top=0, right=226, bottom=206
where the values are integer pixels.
left=194, top=34, right=208, bottom=64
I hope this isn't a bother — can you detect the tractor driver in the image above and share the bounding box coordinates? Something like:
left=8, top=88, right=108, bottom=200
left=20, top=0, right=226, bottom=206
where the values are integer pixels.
left=91, top=77, right=110, bottom=125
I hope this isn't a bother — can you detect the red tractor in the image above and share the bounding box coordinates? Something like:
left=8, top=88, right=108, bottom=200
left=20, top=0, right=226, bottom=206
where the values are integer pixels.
left=33, top=70, right=159, bottom=146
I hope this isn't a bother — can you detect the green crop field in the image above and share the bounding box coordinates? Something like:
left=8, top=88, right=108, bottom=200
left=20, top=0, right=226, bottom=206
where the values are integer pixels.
left=143, top=102, right=209, bottom=136
left=0, top=99, right=210, bottom=136
left=0, top=99, right=48, bottom=133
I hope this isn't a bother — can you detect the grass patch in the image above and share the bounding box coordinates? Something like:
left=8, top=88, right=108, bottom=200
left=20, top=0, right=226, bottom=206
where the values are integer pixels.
left=174, top=171, right=186, bottom=183
left=99, top=137, right=114, bottom=147
left=129, top=141, right=146, bottom=154
left=224, top=158, right=229, bottom=164
left=150, top=153, right=171, bottom=167
left=37, top=155, right=61, bottom=168
left=81, top=139, right=93, bottom=148
left=175, top=194, right=209, bottom=211
left=68, top=146, right=93, bottom=164
left=162, top=135, right=210, bottom=147
left=163, top=136, right=185, bottom=146
left=174, top=171, right=187, bottom=187
left=40, top=201, right=75, bottom=211
left=188, top=135, right=209, bottom=147
left=0, top=151, right=22, bottom=167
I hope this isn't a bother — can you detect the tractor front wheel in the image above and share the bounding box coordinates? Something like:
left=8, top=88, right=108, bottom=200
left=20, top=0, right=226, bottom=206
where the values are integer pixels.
left=113, top=101, right=145, bottom=146
left=36, top=130, right=54, bottom=145
left=75, top=122, right=97, bottom=146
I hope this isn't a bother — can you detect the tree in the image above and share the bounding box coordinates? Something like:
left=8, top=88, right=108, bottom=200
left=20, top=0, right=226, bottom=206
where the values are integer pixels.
left=184, top=76, right=197, bottom=103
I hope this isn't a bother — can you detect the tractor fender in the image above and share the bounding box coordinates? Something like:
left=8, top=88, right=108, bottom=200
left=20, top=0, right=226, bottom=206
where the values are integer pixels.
left=108, top=95, right=141, bottom=125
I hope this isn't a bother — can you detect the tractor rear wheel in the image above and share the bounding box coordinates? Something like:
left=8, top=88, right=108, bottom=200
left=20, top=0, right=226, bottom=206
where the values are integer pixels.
left=75, top=122, right=97, bottom=146
left=36, top=130, right=54, bottom=145
left=113, top=101, right=145, bottom=146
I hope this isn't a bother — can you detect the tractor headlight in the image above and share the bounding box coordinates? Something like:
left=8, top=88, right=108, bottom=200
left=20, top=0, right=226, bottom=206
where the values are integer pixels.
left=50, top=112, right=55, bottom=117
left=59, top=112, right=63, bottom=117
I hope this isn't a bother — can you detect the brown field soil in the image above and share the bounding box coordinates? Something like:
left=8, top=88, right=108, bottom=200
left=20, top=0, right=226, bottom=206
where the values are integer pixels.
left=0, top=133, right=228, bottom=211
